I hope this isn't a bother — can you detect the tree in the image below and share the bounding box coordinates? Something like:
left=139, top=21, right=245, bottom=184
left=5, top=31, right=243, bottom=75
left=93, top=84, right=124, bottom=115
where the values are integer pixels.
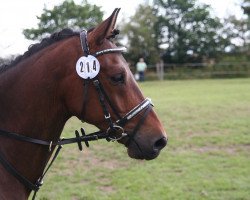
left=121, top=4, right=160, bottom=66
left=154, top=0, right=231, bottom=63
left=242, top=0, right=250, bottom=16
left=242, top=0, right=250, bottom=56
left=225, top=15, right=249, bottom=53
left=23, top=0, right=103, bottom=40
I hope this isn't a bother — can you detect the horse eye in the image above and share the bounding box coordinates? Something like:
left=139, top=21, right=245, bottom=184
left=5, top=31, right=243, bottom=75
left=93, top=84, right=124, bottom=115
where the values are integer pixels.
left=110, top=73, right=125, bottom=84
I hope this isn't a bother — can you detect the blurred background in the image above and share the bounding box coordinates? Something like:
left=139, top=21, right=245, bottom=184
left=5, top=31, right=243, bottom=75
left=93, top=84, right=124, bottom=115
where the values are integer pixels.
left=0, top=0, right=249, bottom=79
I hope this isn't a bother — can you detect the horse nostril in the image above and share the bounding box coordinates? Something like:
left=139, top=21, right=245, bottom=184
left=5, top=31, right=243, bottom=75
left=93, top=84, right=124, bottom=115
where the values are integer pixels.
left=153, top=137, right=167, bottom=152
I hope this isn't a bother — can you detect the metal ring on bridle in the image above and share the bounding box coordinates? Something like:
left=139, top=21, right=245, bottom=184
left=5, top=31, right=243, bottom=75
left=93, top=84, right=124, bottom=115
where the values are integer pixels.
left=106, top=125, right=127, bottom=141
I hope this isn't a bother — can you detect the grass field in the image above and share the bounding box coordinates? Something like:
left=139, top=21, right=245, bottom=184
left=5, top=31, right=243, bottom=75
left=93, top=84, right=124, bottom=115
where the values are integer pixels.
left=36, top=78, right=250, bottom=200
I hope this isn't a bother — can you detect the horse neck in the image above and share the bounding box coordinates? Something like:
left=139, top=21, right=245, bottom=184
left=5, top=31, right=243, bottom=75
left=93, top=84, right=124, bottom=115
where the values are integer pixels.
left=0, top=36, right=83, bottom=134
left=0, top=36, right=80, bottom=196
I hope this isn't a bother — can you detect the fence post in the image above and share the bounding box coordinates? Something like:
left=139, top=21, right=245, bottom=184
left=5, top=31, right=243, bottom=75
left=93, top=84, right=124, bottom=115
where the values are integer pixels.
left=156, top=60, right=164, bottom=80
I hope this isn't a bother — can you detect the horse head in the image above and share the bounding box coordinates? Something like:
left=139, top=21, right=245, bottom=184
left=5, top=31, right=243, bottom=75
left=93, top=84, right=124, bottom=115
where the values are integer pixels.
left=64, top=9, right=167, bottom=160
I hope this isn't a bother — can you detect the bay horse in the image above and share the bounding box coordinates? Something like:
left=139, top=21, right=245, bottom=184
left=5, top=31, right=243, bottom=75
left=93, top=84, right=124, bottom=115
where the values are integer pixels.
left=0, top=8, right=167, bottom=199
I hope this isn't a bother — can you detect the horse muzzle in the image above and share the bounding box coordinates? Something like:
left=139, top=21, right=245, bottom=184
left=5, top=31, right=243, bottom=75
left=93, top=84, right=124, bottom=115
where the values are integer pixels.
left=122, top=132, right=168, bottom=160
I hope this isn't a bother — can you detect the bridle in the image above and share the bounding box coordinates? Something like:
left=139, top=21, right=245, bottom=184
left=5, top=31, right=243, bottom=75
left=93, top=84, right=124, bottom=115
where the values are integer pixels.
left=78, top=30, right=153, bottom=142
left=0, top=30, right=153, bottom=199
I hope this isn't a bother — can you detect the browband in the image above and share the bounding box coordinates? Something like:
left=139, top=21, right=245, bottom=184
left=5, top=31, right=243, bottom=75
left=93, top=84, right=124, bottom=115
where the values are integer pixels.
left=80, top=30, right=126, bottom=57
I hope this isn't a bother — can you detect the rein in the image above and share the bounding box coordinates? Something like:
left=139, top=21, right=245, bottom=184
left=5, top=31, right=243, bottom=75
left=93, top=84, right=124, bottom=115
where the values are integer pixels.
left=0, top=30, right=153, bottom=199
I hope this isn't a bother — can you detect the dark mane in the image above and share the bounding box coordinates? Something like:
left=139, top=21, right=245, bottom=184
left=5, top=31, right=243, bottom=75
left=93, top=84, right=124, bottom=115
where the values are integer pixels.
left=0, top=28, right=79, bottom=73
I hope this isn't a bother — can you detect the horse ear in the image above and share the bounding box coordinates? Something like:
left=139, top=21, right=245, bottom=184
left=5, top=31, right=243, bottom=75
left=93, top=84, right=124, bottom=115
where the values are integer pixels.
left=89, top=8, right=121, bottom=45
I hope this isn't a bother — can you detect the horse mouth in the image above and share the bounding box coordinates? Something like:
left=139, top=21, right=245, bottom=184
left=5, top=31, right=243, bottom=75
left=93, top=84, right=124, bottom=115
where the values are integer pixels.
left=127, top=146, right=160, bottom=160
left=119, top=134, right=167, bottom=160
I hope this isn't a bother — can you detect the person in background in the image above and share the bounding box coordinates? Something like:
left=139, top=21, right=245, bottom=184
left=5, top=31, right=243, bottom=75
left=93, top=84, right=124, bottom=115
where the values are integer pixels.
left=136, top=58, right=147, bottom=81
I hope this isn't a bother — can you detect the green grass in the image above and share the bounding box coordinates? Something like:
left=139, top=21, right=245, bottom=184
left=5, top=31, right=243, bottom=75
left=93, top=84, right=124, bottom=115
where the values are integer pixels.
left=35, top=78, right=250, bottom=200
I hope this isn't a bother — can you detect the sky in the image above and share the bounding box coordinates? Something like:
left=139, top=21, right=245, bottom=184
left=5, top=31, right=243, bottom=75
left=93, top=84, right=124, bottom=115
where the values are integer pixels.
left=0, top=0, right=244, bottom=57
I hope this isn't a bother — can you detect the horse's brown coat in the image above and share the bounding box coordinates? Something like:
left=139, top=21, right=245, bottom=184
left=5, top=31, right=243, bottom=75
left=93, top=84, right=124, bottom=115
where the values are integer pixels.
left=0, top=9, right=167, bottom=199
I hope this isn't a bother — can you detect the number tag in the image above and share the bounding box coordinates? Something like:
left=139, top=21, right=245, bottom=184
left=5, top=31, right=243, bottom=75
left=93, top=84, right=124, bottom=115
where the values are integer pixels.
left=76, top=55, right=100, bottom=79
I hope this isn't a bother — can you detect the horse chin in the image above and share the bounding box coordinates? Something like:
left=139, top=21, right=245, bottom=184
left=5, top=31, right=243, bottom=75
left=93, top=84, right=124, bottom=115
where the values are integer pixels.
left=118, top=137, right=160, bottom=160
left=127, top=147, right=159, bottom=160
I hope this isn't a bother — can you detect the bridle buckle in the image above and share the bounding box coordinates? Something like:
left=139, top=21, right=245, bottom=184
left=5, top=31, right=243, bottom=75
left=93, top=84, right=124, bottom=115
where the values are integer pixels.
left=106, top=125, right=127, bottom=142
left=104, top=113, right=111, bottom=119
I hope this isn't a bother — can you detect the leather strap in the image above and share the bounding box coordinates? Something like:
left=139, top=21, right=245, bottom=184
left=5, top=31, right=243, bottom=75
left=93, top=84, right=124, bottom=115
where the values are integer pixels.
left=0, top=129, right=51, bottom=146
left=126, top=104, right=153, bottom=146
left=80, top=30, right=89, bottom=56
left=97, top=79, right=122, bottom=119
left=93, top=79, right=114, bottom=129
left=92, top=47, right=126, bottom=57
left=0, top=150, right=40, bottom=191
